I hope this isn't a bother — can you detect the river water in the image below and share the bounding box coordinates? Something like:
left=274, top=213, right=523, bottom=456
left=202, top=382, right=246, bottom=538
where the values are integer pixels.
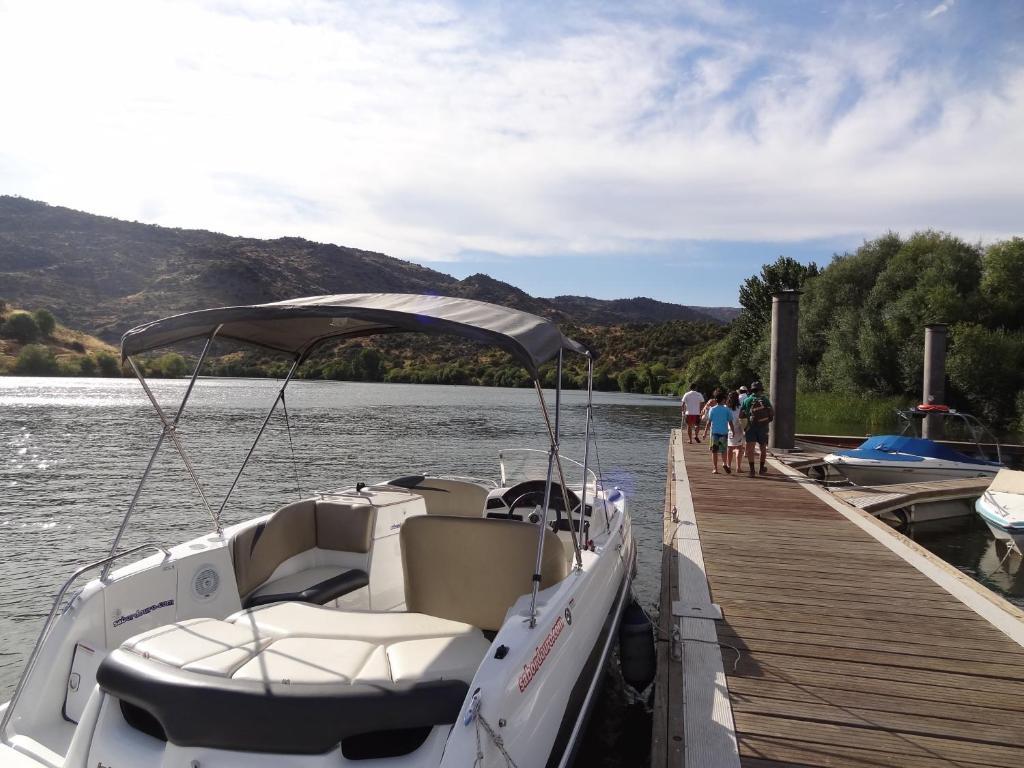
left=2, top=378, right=1022, bottom=765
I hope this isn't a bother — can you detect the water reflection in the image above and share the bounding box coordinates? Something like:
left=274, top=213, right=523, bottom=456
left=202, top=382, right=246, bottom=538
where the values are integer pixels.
left=900, top=512, right=1024, bottom=608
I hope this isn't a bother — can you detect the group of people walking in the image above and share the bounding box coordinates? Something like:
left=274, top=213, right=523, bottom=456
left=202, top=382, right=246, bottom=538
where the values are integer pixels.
left=680, top=382, right=774, bottom=477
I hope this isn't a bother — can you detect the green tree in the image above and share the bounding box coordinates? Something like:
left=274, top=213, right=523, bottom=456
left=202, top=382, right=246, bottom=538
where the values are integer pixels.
left=947, top=323, right=1024, bottom=427
left=738, top=256, right=820, bottom=324
left=152, top=352, right=188, bottom=377
left=79, top=355, right=97, bottom=376
left=95, top=351, right=121, bottom=377
left=14, top=344, right=58, bottom=375
left=1, top=312, right=40, bottom=343
left=980, top=237, right=1024, bottom=331
left=33, top=309, right=56, bottom=338
left=617, top=368, right=640, bottom=393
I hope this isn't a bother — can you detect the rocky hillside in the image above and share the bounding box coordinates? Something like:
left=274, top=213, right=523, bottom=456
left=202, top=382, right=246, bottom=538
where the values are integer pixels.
left=0, top=197, right=736, bottom=341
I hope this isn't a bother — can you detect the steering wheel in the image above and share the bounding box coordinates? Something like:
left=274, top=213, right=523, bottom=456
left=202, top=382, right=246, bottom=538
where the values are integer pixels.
left=501, top=480, right=581, bottom=527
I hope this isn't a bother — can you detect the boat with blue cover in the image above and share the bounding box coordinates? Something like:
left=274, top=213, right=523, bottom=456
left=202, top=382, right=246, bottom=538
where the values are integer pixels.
left=824, top=434, right=1002, bottom=486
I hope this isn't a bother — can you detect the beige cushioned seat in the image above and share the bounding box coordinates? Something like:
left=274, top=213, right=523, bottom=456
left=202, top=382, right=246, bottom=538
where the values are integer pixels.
left=400, top=516, right=569, bottom=631
left=231, top=601, right=480, bottom=644
left=119, top=605, right=490, bottom=688
left=406, top=478, right=489, bottom=517
left=232, top=499, right=374, bottom=606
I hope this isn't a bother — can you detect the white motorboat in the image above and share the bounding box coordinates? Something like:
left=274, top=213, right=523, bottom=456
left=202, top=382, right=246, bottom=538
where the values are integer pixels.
left=976, top=469, right=1024, bottom=553
left=824, top=406, right=1003, bottom=486
left=0, top=294, right=638, bottom=768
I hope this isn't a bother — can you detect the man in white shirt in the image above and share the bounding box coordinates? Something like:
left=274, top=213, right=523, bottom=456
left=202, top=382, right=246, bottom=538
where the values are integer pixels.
left=680, top=385, right=705, bottom=444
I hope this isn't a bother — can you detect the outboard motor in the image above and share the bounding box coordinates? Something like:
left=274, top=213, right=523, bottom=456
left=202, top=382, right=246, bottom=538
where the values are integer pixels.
left=618, top=599, right=656, bottom=692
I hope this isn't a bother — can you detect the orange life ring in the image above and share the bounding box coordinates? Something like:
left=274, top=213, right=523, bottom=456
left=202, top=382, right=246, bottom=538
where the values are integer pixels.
left=917, top=403, right=950, bottom=412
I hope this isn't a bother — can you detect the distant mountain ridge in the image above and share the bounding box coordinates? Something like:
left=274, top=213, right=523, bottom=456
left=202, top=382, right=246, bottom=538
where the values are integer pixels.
left=0, top=196, right=738, bottom=341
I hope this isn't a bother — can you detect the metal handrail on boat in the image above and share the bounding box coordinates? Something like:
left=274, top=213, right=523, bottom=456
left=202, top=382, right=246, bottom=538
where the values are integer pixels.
left=0, top=543, right=171, bottom=740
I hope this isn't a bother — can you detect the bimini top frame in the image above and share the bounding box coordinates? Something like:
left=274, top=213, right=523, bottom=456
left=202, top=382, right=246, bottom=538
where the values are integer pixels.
left=121, top=293, right=590, bottom=378
left=116, top=293, right=597, bottom=627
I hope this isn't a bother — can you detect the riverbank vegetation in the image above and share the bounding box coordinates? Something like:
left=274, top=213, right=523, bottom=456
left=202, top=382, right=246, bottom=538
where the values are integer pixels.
left=685, top=232, right=1024, bottom=434
left=0, top=298, right=727, bottom=391
left=0, top=301, right=120, bottom=376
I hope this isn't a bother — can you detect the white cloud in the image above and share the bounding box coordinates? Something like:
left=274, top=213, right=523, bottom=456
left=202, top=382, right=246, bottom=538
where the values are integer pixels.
left=925, top=1, right=955, bottom=20
left=0, top=0, right=1019, bottom=268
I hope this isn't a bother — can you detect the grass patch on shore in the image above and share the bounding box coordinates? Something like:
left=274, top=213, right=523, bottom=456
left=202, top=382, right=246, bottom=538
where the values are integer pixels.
left=796, top=392, right=912, bottom=437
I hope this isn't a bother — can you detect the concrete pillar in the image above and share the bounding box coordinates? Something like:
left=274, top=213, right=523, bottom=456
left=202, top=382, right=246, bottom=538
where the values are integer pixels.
left=769, top=290, right=801, bottom=450
left=922, top=324, right=948, bottom=440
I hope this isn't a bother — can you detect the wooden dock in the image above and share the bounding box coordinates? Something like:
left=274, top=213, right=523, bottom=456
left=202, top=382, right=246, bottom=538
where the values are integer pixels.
left=830, top=477, right=990, bottom=518
left=652, top=430, right=1024, bottom=768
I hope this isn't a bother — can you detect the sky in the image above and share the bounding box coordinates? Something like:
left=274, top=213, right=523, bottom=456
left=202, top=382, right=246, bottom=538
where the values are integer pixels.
left=0, top=0, right=1021, bottom=306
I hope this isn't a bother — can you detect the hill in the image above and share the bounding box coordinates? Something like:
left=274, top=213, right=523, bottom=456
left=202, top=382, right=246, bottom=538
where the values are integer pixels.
left=0, top=196, right=735, bottom=341
left=549, top=295, right=739, bottom=325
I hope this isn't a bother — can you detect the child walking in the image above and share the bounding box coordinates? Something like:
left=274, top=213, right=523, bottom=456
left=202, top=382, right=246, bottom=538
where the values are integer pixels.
left=707, top=393, right=735, bottom=474
left=726, top=390, right=745, bottom=471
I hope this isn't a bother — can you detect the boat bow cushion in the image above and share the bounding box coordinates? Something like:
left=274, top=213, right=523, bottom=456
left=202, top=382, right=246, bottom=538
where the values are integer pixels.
left=97, top=608, right=489, bottom=753
left=98, top=649, right=467, bottom=754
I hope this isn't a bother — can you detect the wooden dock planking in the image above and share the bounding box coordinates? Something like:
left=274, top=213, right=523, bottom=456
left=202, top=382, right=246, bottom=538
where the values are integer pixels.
left=655, top=429, right=1024, bottom=768
left=829, top=477, right=990, bottom=516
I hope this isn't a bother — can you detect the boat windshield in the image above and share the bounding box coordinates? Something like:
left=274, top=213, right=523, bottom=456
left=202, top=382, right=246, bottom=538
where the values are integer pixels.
left=498, top=448, right=600, bottom=490
left=896, top=408, right=1003, bottom=463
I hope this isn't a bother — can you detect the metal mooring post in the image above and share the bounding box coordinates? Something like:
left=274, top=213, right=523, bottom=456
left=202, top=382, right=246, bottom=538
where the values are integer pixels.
left=922, top=323, right=948, bottom=440
left=769, top=290, right=801, bottom=450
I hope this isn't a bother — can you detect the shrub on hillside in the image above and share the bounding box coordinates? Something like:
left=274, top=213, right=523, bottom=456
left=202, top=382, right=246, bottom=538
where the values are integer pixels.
left=1, top=312, right=40, bottom=343
left=33, top=309, right=56, bottom=337
left=95, top=351, right=121, bottom=377
left=15, top=344, right=58, bottom=375
left=79, top=355, right=97, bottom=376
left=148, top=352, right=188, bottom=377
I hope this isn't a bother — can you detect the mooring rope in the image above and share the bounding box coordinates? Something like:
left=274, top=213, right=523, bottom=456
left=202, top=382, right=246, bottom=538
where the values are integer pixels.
left=470, top=692, right=519, bottom=768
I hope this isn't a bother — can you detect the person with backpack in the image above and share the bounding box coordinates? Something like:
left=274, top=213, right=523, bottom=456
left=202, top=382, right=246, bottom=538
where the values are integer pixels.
left=741, top=381, right=774, bottom=477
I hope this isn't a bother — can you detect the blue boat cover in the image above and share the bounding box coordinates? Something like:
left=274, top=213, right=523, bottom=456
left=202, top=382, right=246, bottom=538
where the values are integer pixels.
left=837, top=435, right=998, bottom=466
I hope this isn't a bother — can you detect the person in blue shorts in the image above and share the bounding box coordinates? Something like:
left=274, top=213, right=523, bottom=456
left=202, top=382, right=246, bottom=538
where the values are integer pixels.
left=741, top=381, right=774, bottom=477
left=707, top=393, right=735, bottom=474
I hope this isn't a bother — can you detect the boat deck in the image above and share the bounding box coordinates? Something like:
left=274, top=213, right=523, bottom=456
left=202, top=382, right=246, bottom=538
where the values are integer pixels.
left=653, top=430, right=1024, bottom=768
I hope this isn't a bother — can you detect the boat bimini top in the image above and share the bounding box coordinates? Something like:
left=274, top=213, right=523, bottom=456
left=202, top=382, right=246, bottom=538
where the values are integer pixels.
left=120, top=293, right=590, bottom=376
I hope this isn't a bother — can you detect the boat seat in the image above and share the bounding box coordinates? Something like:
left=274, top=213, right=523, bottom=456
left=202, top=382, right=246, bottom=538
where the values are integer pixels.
left=401, top=515, right=570, bottom=631
left=387, top=476, right=490, bottom=517
left=98, top=609, right=490, bottom=754
left=245, top=566, right=368, bottom=608
left=232, top=498, right=374, bottom=608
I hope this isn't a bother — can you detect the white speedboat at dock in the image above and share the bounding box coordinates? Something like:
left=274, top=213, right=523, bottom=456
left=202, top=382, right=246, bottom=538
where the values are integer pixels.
left=976, top=469, right=1024, bottom=553
left=823, top=407, right=1003, bottom=486
left=0, top=294, right=639, bottom=768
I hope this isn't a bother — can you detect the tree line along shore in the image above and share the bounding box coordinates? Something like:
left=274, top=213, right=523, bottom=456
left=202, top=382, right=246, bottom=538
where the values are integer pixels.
left=2, top=231, right=1022, bottom=436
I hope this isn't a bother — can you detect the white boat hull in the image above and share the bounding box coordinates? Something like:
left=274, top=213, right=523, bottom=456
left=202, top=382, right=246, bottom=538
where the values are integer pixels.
left=976, top=490, right=1024, bottom=553
left=824, top=455, right=999, bottom=486
left=1, top=485, right=634, bottom=768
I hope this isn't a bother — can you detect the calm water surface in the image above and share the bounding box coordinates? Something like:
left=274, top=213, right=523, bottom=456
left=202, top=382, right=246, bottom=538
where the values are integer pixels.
left=2, top=378, right=1022, bottom=764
